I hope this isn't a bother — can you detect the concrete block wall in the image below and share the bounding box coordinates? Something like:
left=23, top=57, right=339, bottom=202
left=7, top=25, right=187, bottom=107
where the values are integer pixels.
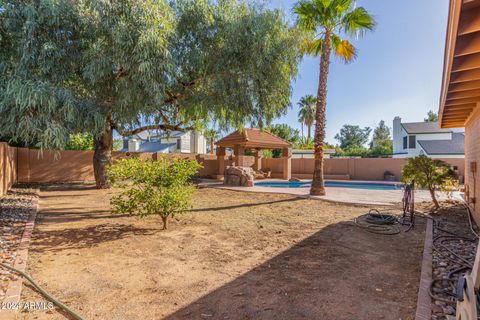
left=264, top=157, right=464, bottom=182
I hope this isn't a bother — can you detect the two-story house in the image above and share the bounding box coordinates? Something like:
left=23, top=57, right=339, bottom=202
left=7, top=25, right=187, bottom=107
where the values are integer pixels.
left=392, top=117, right=464, bottom=158
left=122, top=130, right=207, bottom=154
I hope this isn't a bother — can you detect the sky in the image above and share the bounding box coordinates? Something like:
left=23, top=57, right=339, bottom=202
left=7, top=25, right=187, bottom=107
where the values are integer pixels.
left=267, top=0, right=450, bottom=144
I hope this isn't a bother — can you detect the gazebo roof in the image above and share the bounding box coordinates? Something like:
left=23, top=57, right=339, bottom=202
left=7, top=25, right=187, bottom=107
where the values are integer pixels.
left=215, top=128, right=291, bottom=149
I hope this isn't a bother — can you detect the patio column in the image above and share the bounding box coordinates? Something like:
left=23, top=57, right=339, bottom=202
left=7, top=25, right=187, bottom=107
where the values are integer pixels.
left=282, top=147, right=292, bottom=180
left=216, top=146, right=226, bottom=180
left=234, top=145, right=246, bottom=167
left=253, top=149, right=262, bottom=171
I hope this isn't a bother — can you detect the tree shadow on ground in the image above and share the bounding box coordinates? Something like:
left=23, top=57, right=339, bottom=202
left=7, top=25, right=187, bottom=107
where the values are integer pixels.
left=36, top=210, right=131, bottom=224
left=189, top=197, right=302, bottom=213
left=163, top=219, right=425, bottom=320
left=30, top=223, right=156, bottom=253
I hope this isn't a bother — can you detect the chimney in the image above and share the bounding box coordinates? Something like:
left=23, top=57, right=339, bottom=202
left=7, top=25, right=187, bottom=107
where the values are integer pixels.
left=128, top=139, right=140, bottom=152
left=392, top=117, right=402, bottom=154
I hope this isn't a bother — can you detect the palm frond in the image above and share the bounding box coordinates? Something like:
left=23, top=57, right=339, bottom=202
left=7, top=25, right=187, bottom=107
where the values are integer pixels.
left=341, top=7, right=376, bottom=37
left=331, top=34, right=357, bottom=63
left=332, top=0, right=353, bottom=15
left=300, top=38, right=323, bottom=56
left=294, top=1, right=318, bottom=32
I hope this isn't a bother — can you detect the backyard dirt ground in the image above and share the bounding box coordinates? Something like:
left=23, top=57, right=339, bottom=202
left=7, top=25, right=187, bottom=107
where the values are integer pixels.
left=17, top=185, right=425, bottom=320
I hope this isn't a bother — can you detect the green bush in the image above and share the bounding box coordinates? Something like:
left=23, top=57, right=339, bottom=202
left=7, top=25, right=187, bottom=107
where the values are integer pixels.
left=107, top=156, right=202, bottom=229
left=402, top=156, right=457, bottom=209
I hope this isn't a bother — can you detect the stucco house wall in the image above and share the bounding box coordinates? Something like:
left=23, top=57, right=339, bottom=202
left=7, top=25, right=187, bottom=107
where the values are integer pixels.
left=465, top=106, right=480, bottom=223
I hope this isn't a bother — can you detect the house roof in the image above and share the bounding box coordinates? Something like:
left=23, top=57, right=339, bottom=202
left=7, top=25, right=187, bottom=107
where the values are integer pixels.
left=439, top=0, right=480, bottom=128
left=417, top=132, right=465, bottom=155
left=121, top=141, right=176, bottom=153
left=401, top=121, right=452, bottom=134
left=215, top=128, right=291, bottom=149
left=130, top=130, right=188, bottom=140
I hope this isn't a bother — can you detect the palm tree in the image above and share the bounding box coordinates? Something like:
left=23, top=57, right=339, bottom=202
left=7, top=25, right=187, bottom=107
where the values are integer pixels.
left=204, top=129, right=219, bottom=154
left=298, top=94, right=316, bottom=141
left=294, top=0, right=375, bottom=196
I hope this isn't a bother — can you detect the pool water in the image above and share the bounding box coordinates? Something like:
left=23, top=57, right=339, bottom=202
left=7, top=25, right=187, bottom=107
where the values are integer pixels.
left=255, top=180, right=402, bottom=190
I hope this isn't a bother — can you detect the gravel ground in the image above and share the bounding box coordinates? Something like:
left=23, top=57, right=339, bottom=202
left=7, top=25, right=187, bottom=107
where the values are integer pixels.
left=0, top=188, right=38, bottom=300
left=429, top=202, right=479, bottom=320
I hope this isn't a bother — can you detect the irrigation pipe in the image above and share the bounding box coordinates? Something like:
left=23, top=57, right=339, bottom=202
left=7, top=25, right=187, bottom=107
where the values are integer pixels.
left=0, top=261, right=84, bottom=320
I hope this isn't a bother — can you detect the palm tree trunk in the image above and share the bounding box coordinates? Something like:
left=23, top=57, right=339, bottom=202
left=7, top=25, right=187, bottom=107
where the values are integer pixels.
left=93, top=122, right=113, bottom=189
left=310, top=31, right=332, bottom=196
left=307, top=124, right=311, bottom=141
left=301, top=123, right=304, bottom=139
left=210, top=140, right=214, bottom=154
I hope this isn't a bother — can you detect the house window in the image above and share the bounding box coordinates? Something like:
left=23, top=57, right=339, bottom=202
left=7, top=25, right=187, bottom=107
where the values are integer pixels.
left=176, top=139, right=181, bottom=150
left=409, top=135, right=416, bottom=149
left=403, top=136, right=408, bottom=149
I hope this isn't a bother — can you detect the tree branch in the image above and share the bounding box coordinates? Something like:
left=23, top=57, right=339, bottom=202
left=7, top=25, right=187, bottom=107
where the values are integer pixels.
left=113, top=123, right=195, bottom=137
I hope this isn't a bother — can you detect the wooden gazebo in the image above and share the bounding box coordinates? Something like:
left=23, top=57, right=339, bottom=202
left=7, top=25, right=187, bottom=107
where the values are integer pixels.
left=215, top=128, right=292, bottom=180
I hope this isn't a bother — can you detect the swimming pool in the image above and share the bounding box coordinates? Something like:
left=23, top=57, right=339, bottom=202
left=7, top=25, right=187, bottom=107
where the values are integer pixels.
left=255, top=180, right=403, bottom=190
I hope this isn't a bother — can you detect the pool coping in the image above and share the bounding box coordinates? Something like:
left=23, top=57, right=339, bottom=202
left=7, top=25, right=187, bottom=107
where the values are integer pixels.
left=199, top=179, right=452, bottom=207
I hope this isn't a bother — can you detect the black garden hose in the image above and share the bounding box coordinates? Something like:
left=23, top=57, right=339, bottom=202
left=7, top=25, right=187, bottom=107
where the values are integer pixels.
left=353, top=209, right=402, bottom=235
left=0, top=261, right=84, bottom=320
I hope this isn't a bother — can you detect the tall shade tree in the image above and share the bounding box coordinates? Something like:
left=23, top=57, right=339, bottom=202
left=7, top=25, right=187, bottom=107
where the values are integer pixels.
left=297, top=94, right=316, bottom=140
left=334, top=124, right=371, bottom=150
left=424, top=110, right=439, bottom=122
left=0, top=0, right=300, bottom=188
left=370, top=120, right=391, bottom=148
left=294, top=0, right=376, bottom=195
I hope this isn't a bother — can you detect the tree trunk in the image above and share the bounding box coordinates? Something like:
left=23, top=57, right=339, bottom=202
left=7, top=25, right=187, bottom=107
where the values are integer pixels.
left=307, top=124, right=311, bottom=141
left=429, top=188, right=440, bottom=209
left=310, top=31, right=332, bottom=196
left=210, top=140, right=214, bottom=154
left=93, top=124, right=113, bottom=189
left=161, top=216, right=168, bottom=230
left=301, top=123, right=304, bottom=140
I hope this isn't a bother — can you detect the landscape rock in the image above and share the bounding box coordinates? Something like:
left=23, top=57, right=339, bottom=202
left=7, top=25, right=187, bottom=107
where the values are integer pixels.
left=224, top=166, right=254, bottom=187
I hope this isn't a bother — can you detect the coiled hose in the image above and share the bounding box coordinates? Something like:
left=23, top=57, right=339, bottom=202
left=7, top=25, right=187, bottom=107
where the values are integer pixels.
left=353, top=209, right=406, bottom=235
left=0, top=261, right=84, bottom=320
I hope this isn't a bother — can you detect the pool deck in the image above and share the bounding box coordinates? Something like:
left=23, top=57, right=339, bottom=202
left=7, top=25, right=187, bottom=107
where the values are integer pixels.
left=200, top=179, right=454, bottom=206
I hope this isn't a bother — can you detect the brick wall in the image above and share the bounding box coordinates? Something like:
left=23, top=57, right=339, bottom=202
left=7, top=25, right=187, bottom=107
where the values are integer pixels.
left=0, top=143, right=17, bottom=196
left=465, top=106, right=480, bottom=224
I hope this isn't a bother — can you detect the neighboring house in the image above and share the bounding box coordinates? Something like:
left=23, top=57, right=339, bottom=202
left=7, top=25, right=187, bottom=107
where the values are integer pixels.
left=439, top=0, right=480, bottom=223
left=392, top=117, right=464, bottom=158
left=292, top=149, right=336, bottom=159
left=122, top=130, right=207, bottom=154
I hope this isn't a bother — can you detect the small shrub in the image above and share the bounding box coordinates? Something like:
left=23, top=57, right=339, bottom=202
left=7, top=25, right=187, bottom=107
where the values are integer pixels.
left=440, top=179, right=460, bottom=200
left=402, top=156, right=457, bottom=209
left=107, top=156, right=202, bottom=229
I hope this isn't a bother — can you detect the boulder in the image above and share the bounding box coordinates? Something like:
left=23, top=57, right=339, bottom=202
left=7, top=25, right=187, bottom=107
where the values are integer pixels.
left=224, top=166, right=254, bottom=187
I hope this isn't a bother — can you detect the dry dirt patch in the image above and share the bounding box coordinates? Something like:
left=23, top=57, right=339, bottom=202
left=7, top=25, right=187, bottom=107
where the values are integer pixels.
left=18, top=185, right=424, bottom=320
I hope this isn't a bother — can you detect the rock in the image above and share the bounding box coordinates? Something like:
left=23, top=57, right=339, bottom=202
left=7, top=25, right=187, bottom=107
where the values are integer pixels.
left=224, top=166, right=254, bottom=187
left=289, top=178, right=301, bottom=182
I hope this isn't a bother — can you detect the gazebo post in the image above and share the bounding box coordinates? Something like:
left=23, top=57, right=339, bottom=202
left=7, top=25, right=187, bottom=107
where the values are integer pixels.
left=282, top=147, right=292, bottom=180
left=234, top=144, right=245, bottom=167
left=216, top=146, right=226, bottom=180
left=253, top=149, right=262, bottom=171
